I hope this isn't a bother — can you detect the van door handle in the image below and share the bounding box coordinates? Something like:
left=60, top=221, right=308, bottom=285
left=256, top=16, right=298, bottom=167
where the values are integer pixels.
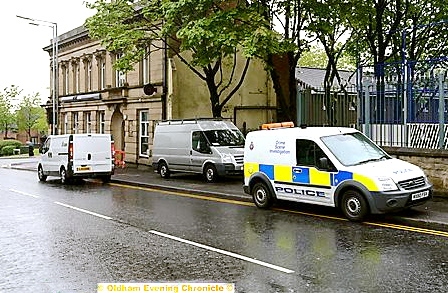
left=48, top=152, right=52, bottom=158
left=190, top=150, right=193, bottom=155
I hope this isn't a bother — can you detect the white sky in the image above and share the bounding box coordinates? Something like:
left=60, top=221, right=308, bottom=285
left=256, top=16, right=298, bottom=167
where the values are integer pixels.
left=0, top=0, right=95, bottom=104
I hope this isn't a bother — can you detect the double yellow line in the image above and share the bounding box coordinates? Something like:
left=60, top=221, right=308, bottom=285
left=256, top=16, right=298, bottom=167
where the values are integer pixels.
left=111, top=183, right=448, bottom=238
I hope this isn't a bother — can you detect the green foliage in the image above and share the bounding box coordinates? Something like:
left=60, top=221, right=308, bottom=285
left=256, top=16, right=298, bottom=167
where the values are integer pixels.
left=299, top=46, right=356, bottom=70
left=0, top=85, right=20, bottom=137
left=0, top=145, right=16, bottom=156
left=0, top=140, right=21, bottom=156
left=85, top=0, right=288, bottom=117
left=0, top=139, right=21, bottom=149
left=299, top=46, right=328, bottom=68
left=346, top=0, right=448, bottom=65
left=16, top=93, right=48, bottom=139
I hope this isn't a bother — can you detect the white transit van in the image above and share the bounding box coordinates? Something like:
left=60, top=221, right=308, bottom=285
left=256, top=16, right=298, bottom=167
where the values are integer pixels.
left=152, top=119, right=245, bottom=182
left=243, top=123, right=432, bottom=221
left=38, top=134, right=114, bottom=184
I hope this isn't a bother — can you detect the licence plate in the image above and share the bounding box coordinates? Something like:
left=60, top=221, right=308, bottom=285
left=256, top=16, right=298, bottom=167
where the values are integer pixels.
left=411, top=190, right=429, bottom=201
left=77, top=166, right=91, bottom=171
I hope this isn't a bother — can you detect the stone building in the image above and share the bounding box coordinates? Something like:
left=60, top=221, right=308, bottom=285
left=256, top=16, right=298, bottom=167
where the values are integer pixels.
left=44, top=25, right=276, bottom=166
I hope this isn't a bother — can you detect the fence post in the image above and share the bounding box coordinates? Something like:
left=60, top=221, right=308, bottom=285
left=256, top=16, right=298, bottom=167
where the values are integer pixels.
left=363, top=80, right=371, bottom=138
left=297, top=89, right=303, bottom=126
left=438, top=72, right=445, bottom=149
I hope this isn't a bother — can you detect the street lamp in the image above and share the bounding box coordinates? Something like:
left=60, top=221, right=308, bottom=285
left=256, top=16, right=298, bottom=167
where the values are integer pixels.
left=17, top=15, right=58, bottom=135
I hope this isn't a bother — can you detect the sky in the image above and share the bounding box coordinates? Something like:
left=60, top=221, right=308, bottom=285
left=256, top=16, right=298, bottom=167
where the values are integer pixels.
left=0, top=0, right=95, bottom=104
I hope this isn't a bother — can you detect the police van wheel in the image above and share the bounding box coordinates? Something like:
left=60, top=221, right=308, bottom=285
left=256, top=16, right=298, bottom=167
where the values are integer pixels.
left=204, top=164, right=218, bottom=183
left=341, top=190, right=369, bottom=221
left=252, top=182, right=273, bottom=209
left=159, top=161, right=170, bottom=179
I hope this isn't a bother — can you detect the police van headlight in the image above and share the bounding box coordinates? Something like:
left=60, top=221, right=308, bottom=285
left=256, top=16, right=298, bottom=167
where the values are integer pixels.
left=221, top=153, right=233, bottom=163
left=378, top=177, right=398, bottom=191
left=423, top=174, right=431, bottom=185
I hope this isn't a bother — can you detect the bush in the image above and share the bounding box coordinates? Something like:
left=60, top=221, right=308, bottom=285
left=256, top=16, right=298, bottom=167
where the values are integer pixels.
left=0, top=140, right=22, bottom=156
left=0, top=145, right=16, bottom=156
left=0, top=140, right=22, bottom=149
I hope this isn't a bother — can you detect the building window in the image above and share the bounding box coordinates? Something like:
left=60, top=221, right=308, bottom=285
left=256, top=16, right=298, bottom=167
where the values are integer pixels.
left=85, top=112, right=92, bottom=133
left=139, top=110, right=150, bottom=157
left=76, top=63, right=80, bottom=93
left=63, top=65, right=69, bottom=95
left=100, top=60, right=106, bottom=90
left=115, top=53, right=126, bottom=87
left=64, top=113, right=68, bottom=134
left=98, top=111, right=105, bottom=134
left=72, top=112, right=79, bottom=134
left=86, top=60, right=92, bottom=92
left=142, top=46, right=150, bottom=84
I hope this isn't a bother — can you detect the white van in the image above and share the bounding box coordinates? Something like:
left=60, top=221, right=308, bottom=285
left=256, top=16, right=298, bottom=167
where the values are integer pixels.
left=152, top=119, right=245, bottom=182
left=38, top=134, right=114, bottom=184
left=243, top=123, right=432, bottom=221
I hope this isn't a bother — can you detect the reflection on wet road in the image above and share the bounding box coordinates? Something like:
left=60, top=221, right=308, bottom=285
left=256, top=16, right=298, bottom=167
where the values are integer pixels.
left=1, top=168, right=447, bottom=292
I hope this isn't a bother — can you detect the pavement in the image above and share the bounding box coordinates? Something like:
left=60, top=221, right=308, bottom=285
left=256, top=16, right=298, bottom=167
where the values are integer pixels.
left=3, top=155, right=448, bottom=232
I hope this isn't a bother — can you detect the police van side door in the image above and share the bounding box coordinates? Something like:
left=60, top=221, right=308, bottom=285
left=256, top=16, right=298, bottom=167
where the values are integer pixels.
left=291, top=139, right=336, bottom=206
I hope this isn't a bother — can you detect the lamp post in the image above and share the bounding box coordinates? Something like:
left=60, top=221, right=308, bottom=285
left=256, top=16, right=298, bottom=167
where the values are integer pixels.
left=17, top=15, right=58, bottom=135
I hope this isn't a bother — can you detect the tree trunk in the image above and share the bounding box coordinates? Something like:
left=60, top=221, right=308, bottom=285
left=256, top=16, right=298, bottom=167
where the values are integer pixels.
left=205, top=74, right=222, bottom=118
left=268, top=52, right=297, bottom=123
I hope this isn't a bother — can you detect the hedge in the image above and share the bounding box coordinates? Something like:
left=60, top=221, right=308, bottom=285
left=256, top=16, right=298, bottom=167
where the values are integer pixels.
left=0, top=140, right=22, bottom=156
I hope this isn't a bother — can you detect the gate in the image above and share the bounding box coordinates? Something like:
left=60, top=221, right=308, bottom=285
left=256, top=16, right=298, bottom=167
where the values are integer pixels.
left=358, top=59, right=448, bottom=149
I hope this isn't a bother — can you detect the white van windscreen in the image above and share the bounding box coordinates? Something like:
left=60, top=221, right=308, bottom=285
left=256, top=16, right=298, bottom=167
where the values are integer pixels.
left=321, top=132, right=390, bottom=166
left=203, top=130, right=245, bottom=147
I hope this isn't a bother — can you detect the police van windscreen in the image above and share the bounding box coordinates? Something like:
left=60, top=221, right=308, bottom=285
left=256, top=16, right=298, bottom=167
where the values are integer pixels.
left=321, top=132, right=390, bottom=166
left=203, top=130, right=245, bottom=147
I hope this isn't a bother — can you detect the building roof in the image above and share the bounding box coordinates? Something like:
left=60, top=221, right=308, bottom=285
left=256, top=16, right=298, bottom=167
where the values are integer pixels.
left=43, top=25, right=89, bottom=53
left=295, top=67, right=356, bottom=91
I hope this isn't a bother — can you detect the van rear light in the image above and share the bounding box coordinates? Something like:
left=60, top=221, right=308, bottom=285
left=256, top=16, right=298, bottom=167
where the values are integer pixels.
left=111, top=142, right=115, bottom=159
left=68, top=142, right=74, bottom=161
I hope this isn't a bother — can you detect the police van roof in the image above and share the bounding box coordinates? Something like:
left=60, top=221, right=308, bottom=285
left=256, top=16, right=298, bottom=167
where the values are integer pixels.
left=252, top=126, right=359, bottom=139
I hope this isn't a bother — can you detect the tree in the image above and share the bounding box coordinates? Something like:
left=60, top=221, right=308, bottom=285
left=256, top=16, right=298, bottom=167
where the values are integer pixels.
left=16, top=93, right=47, bottom=141
left=253, top=0, right=309, bottom=123
left=299, top=46, right=355, bottom=70
left=86, top=0, right=280, bottom=118
left=305, top=0, right=354, bottom=125
left=0, top=86, right=20, bottom=138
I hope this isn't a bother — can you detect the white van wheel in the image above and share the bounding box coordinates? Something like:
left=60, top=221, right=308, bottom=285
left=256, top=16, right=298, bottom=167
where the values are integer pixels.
left=341, top=190, right=369, bottom=221
left=60, top=167, right=69, bottom=184
left=38, top=165, right=47, bottom=182
left=159, top=162, right=170, bottom=179
left=204, top=164, right=218, bottom=183
left=252, top=182, right=273, bottom=209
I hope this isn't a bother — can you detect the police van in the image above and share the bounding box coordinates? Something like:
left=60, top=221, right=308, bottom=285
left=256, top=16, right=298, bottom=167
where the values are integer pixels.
left=243, top=123, right=432, bottom=221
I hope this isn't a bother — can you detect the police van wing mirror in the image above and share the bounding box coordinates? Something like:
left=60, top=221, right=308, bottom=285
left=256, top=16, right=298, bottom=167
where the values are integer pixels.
left=319, top=157, right=329, bottom=170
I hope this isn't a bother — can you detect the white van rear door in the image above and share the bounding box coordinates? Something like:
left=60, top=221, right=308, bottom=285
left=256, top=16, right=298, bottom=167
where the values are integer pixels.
left=72, top=135, right=112, bottom=173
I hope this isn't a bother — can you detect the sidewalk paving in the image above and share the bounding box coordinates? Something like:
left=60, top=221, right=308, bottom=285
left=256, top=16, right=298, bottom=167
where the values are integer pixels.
left=4, top=156, right=448, bottom=232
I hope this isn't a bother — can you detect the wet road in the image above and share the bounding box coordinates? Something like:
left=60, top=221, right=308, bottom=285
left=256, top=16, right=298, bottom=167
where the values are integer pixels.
left=1, top=168, right=448, bottom=293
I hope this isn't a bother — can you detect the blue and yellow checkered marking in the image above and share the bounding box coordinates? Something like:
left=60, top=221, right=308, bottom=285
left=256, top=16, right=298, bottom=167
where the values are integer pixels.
left=246, top=163, right=365, bottom=187
left=245, top=162, right=379, bottom=191
left=259, top=164, right=274, bottom=180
